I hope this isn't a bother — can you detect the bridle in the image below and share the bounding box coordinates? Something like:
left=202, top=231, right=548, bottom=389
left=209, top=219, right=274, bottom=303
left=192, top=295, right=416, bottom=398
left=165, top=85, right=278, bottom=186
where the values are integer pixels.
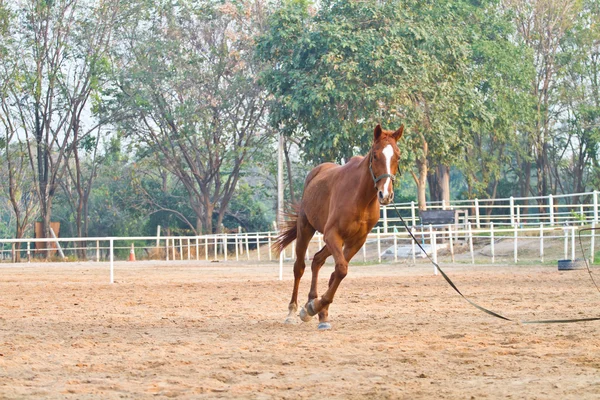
left=368, top=148, right=397, bottom=188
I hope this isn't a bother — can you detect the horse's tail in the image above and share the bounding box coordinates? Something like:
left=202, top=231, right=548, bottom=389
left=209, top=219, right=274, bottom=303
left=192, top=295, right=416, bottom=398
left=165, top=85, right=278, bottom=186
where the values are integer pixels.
left=272, top=205, right=299, bottom=256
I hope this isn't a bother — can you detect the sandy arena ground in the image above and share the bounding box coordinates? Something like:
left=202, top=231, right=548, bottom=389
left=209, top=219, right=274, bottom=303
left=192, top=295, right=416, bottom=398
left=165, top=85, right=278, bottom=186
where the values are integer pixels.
left=1, top=259, right=600, bottom=399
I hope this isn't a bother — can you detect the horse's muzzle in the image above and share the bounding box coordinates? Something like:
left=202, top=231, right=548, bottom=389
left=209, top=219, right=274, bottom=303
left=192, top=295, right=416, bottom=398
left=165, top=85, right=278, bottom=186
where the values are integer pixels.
left=378, top=190, right=394, bottom=205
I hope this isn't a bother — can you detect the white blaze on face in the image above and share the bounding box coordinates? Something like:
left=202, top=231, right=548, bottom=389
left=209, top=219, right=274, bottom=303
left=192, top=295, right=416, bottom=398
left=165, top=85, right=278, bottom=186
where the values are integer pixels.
left=381, top=145, right=394, bottom=197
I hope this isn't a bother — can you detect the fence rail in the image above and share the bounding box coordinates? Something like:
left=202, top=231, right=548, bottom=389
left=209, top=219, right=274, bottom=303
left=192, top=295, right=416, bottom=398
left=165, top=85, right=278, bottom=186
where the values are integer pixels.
left=1, top=191, right=599, bottom=283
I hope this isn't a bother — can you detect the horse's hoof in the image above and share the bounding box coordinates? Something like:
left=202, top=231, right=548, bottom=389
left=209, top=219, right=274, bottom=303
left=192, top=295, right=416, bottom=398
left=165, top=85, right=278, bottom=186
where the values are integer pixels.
left=300, top=300, right=317, bottom=322
left=284, top=316, right=297, bottom=324
left=299, top=307, right=312, bottom=322
left=318, top=322, right=331, bottom=331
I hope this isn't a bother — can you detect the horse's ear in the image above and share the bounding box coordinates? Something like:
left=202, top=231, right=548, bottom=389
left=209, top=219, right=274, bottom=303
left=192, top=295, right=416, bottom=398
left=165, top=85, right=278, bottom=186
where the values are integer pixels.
left=374, top=124, right=382, bottom=141
left=392, top=125, right=404, bottom=141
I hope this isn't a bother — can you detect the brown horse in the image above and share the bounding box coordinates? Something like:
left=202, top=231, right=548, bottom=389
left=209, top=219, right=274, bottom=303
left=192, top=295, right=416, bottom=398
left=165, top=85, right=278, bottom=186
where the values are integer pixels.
left=274, top=124, right=404, bottom=330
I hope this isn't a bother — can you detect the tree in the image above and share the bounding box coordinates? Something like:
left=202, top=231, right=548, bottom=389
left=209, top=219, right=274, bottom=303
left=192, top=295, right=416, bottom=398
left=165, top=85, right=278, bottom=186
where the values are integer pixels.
left=458, top=1, right=535, bottom=210
left=258, top=0, right=476, bottom=209
left=0, top=2, right=39, bottom=256
left=0, top=0, right=120, bottom=253
left=506, top=0, right=578, bottom=206
left=110, top=0, right=271, bottom=234
left=552, top=0, right=600, bottom=196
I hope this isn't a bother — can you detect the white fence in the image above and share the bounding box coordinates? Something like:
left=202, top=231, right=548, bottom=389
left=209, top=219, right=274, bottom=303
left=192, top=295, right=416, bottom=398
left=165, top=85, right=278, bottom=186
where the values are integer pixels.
left=379, top=190, right=599, bottom=232
left=0, top=191, right=598, bottom=283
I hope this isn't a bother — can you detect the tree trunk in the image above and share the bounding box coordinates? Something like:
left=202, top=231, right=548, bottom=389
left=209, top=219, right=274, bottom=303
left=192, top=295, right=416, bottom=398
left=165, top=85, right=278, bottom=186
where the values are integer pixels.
left=414, top=156, right=428, bottom=211
left=284, top=138, right=296, bottom=204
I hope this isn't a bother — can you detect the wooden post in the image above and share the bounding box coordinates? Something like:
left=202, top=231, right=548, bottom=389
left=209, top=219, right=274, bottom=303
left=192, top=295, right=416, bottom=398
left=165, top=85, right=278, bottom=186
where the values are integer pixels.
left=187, top=238, right=191, bottom=261
left=256, top=233, right=261, bottom=261
left=245, top=233, right=250, bottom=260
left=204, top=236, right=208, bottom=261
left=594, top=190, right=598, bottom=223
left=393, top=226, right=398, bottom=262
left=383, top=206, right=388, bottom=234
left=564, top=228, right=568, bottom=260
left=156, top=225, right=161, bottom=249
left=235, top=234, right=239, bottom=261
left=490, top=223, right=495, bottom=264
left=571, top=227, right=576, bottom=261
left=411, top=201, right=416, bottom=227
left=591, top=221, right=596, bottom=264
left=109, top=238, right=114, bottom=284
left=223, top=235, right=228, bottom=262
left=96, top=240, right=100, bottom=262
left=468, top=222, right=474, bottom=264
left=377, top=226, right=381, bottom=263
left=540, top=223, right=544, bottom=263
left=549, top=194, right=555, bottom=226
left=180, top=238, right=184, bottom=261
left=509, top=196, right=515, bottom=227
left=214, top=235, right=218, bottom=260
left=513, top=224, right=518, bottom=264
left=475, top=198, right=480, bottom=229
left=196, top=238, right=199, bottom=261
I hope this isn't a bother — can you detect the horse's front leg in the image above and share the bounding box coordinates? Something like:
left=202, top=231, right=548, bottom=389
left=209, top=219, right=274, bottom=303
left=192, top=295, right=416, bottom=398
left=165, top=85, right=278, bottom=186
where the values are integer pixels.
left=299, top=245, right=330, bottom=323
left=312, top=236, right=365, bottom=330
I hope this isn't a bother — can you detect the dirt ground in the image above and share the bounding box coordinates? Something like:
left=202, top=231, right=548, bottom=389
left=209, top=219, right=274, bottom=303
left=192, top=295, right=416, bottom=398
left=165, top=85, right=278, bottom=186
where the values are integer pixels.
left=1, top=259, right=600, bottom=399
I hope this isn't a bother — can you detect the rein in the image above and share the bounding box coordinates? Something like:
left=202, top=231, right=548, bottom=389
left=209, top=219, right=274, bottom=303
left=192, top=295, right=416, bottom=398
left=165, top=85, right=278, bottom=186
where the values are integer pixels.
left=390, top=204, right=600, bottom=324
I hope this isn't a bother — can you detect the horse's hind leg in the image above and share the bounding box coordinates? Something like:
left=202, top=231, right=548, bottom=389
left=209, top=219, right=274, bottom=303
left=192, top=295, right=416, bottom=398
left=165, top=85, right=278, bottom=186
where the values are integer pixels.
left=285, top=214, right=315, bottom=324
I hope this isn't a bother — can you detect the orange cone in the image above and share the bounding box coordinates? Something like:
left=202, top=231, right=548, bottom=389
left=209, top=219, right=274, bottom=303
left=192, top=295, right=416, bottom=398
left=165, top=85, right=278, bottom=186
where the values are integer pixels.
left=129, top=244, right=136, bottom=261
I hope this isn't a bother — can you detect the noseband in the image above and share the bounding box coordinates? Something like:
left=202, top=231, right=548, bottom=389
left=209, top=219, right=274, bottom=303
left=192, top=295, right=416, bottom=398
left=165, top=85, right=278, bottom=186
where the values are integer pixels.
left=368, top=149, right=396, bottom=188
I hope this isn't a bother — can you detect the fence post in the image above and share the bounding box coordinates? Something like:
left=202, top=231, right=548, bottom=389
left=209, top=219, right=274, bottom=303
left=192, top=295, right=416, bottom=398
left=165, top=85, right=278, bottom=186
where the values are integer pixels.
left=430, top=226, right=437, bottom=275
left=490, top=223, right=495, bottom=264
left=563, top=228, right=568, bottom=260
left=235, top=234, right=239, bottom=261
left=166, top=238, right=169, bottom=261
left=257, top=233, right=261, bottom=261
left=540, top=223, right=544, bottom=263
left=109, top=238, right=114, bottom=284
left=180, top=239, right=184, bottom=261
left=156, top=225, right=161, bottom=249
left=411, top=201, right=416, bottom=227
left=594, top=190, right=598, bottom=224
left=27, top=241, right=31, bottom=263
left=187, top=238, right=191, bottom=261
left=509, top=196, right=515, bottom=227
left=549, top=194, right=555, bottom=226
left=513, top=224, right=518, bottom=264
left=468, top=222, right=474, bottom=264
left=196, top=238, right=199, bottom=261
left=571, top=227, right=576, bottom=261
left=96, top=240, right=100, bottom=262
left=393, top=226, right=398, bottom=262
left=245, top=233, right=250, bottom=260
left=591, top=221, right=596, bottom=264
left=214, top=236, right=218, bottom=260
left=377, top=226, right=381, bottom=263
left=383, top=206, right=388, bottom=234
left=475, top=198, right=481, bottom=229
left=268, top=233, right=272, bottom=261
left=223, top=235, right=228, bottom=261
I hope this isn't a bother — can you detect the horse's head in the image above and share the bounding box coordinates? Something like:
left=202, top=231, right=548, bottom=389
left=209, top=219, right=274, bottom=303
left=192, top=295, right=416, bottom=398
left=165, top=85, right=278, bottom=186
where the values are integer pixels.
left=369, top=124, right=404, bottom=205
